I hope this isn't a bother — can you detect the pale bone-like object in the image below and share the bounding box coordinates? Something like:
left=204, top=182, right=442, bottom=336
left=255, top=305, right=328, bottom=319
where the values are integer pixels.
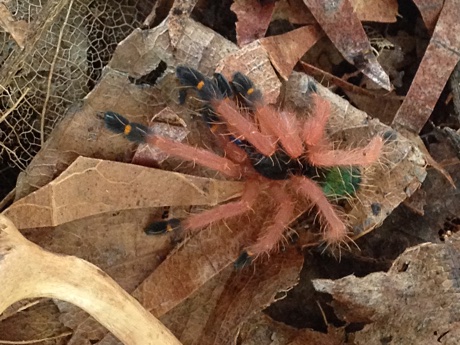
left=0, top=214, right=182, bottom=345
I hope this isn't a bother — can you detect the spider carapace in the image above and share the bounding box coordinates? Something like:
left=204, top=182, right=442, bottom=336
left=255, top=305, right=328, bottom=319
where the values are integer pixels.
left=103, top=66, right=383, bottom=268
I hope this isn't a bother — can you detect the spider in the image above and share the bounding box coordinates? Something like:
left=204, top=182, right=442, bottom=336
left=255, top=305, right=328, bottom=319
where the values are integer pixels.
left=103, top=66, right=383, bottom=267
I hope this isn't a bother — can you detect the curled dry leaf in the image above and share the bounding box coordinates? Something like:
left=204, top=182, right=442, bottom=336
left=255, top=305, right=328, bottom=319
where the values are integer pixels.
left=313, top=234, right=460, bottom=344
left=231, top=0, right=276, bottom=46
left=303, top=0, right=392, bottom=90
left=0, top=215, right=182, bottom=345
left=392, top=0, right=460, bottom=133
left=260, top=25, right=323, bottom=80
left=412, top=0, right=444, bottom=33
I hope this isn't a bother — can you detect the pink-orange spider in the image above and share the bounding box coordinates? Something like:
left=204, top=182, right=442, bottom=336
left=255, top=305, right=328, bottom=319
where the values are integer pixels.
left=103, top=66, right=383, bottom=267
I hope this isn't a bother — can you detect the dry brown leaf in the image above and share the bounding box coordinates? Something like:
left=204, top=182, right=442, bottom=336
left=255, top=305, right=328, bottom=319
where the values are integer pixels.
left=303, top=0, right=392, bottom=90
left=351, top=0, right=398, bottom=23
left=132, top=220, right=248, bottom=317
left=260, top=25, right=323, bottom=80
left=110, top=19, right=239, bottom=75
left=161, top=244, right=304, bottom=345
left=6, top=156, right=243, bottom=229
left=273, top=0, right=397, bottom=26
left=231, top=0, right=276, bottom=46
left=412, top=0, right=444, bottom=33
left=313, top=234, right=460, bottom=344
left=239, top=313, right=344, bottom=345
left=392, top=0, right=460, bottom=133
left=167, top=0, right=199, bottom=48
left=0, top=300, right=70, bottom=344
left=217, top=42, right=282, bottom=103
left=272, top=0, right=316, bottom=25
left=0, top=3, right=28, bottom=48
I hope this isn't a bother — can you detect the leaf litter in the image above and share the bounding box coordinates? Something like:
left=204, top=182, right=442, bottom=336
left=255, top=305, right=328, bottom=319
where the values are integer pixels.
left=2, top=0, right=459, bottom=344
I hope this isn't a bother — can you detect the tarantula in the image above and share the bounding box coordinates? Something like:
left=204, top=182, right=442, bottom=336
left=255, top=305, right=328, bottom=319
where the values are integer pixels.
left=103, top=66, right=383, bottom=267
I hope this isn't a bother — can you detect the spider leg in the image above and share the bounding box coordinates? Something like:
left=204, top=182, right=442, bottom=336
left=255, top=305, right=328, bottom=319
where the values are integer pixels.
left=306, top=136, right=384, bottom=167
left=212, top=99, right=277, bottom=157
left=208, top=121, right=250, bottom=165
left=291, top=175, right=348, bottom=245
left=183, top=179, right=260, bottom=231
left=255, top=107, right=303, bottom=158
left=147, top=135, right=244, bottom=178
left=302, top=94, right=383, bottom=167
left=245, top=182, right=295, bottom=257
left=302, top=94, right=331, bottom=147
left=176, top=66, right=277, bottom=157
left=231, top=72, right=302, bottom=157
left=103, top=110, right=246, bottom=178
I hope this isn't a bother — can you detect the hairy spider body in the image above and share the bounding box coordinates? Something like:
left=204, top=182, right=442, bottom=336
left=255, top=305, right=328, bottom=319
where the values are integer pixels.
left=103, top=66, right=383, bottom=267
left=176, top=67, right=364, bottom=197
